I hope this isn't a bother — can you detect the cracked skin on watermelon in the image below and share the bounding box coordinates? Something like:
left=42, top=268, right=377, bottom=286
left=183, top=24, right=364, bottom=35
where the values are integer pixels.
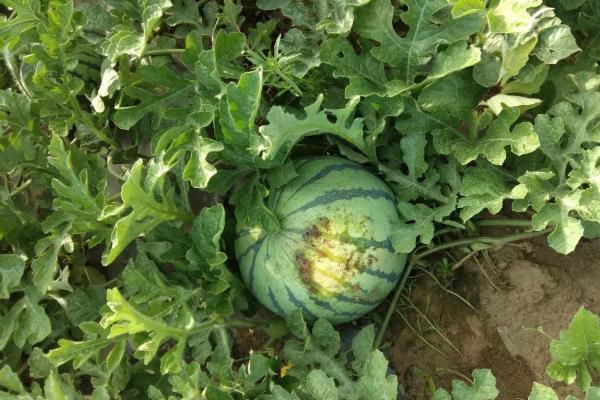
left=235, top=156, right=407, bottom=323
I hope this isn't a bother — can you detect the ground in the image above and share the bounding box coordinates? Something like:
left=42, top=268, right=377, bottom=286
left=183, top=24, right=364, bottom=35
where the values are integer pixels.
left=386, top=236, right=600, bottom=399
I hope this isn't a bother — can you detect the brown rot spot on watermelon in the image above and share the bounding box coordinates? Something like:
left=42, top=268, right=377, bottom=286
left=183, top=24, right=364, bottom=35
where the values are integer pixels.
left=344, top=251, right=362, bottom=272
left=318, top=216, right=331, bottom=230
left=295, top=251, right=318, bottom=293
left=367, top=254, right=377, bottom=266
left=294, top=215, right=380, bottom=299
left=303, top=225, right=321, bottom=240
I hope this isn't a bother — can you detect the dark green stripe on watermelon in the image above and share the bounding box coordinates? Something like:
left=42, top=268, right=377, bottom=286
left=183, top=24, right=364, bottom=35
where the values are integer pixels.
left=310, top=295, right=363, bottom=318
left=238, top=235, right=267, bottom=293
left=285, top=285, right=317, bottom=320
left=247, top=237, right=268, bottom=293
left=363, top=268, right=401, bottom=283
left=234, top=228, right=252, bottom=240
left=237, top=234, right=266, bottom=260
left=277, top=161, right=368, bottom=210
left=334, top=292, right=381, bottom=307
left=357, top=238, right=394, bottom=252
left=292, top=158, right=315, bottom=169
left=282, top=188, right=396, bottom=219
left=268, top=287, right=286, bottom=316
left=283, top=228, right=394, bottom=252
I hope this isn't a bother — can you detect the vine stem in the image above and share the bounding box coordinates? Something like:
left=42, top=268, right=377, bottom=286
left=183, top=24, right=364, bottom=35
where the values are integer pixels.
left=3, top=46, right=33, bottom=99
left=141, top=48, right=186, bottom=58
left=472, top=219, right=533, bottom=227
left=373, top=227, right=553, bottom=349
left=9, top=178, right=32, bottom=197
left=374, top=257, right=416, bottom=350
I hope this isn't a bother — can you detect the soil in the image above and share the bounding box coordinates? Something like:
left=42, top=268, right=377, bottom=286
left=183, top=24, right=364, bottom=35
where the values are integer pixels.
left=386, top=236, right=600, bottom=399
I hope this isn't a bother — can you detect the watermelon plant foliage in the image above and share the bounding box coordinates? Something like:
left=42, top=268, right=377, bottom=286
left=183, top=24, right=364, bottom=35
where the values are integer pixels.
left=1, top=0, right=600, bottom=398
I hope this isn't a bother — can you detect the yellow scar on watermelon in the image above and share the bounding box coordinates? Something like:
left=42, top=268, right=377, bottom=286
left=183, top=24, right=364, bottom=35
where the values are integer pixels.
left=294, top=216, right=377, bottom=298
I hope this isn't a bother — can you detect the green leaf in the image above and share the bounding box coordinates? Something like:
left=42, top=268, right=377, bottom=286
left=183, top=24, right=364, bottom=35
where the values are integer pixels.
left=316, top=0, right=370, bottom=35
left=484, top=94, right=541, bottom=115
left=535, top=25, right=580, bottom=64
left=322, top=39, right=481, bottom=98
left=154, top=126, right=224, bottom=189
left=0, top=90, right=38, bottom=171
left=113, top=65, right=195, bottom=130
left=64, top=286, right=106, bottom=326
left=28, top=347, right=53, bottom=379
left=487, top=0, right=542, bottom=34
left=165, top=0, right=202, bottom=27
left=418, top=70, right=486, bottom=117
left=451, top=369, right=499, bottom=400
left=190, top=204, right=227, bottom=267
left=92, top=387, right=111, bottom=400
left=243, top=353, right=272, bottom=387
left=47, top=134, right=109, bottom=239
left=258, top=95, right=373, bottom=164
left=356, top=351, right=398, bottom=400
left=418, top=43, right=482, bottom=90
left=433, top=108, right=539, bottom=165
left=0, top=254, right=25, bottom=299
left=473, top=52, right=503, bottom=87
left=458, top=164, right=527, bottom=221
left=192, top=46, right=224, bottom=98
left=231, top=174, right=281, bottom=235
left=531, top=197, right=586, bottom=254
left=388, top=130, right=440, bottom=199
left=264, top=386, right=303, bottom=400
left=0, top=365, right=25, bottom=394
left=278, top=28, right=321, bottom=78
left=283, top=316, right=396, bottom=400
left=214, top=30, right=246, bottom=78
left=102, top=158, right=186, bottom=265
left=392, top=199, right=456, bottom=253
left=353, top=0, right=482, bottom=86
left=307, top=370, right=338, bottom=400
left=219, top=68, right=263, bottom=150
left=160, top=339, right=186, bottom=374
left=102, top=0, right=173, bottom=61
left=90, top=60, right=120, bottom=113
left=519, top=73, right=600, bottom=253
left=31, top=221, right=73, bottom=291
left=47, top=336, right=115, bottom=368
left=359, top=94, right=405, bottom=135
left=311, top=319, right=340, bottom=356
left=449, top=0, right=484, bottom=18
left=100, top=288, right=189, bottom=366
left=320, top=37, right=390, bottom=98
left=502, top=63, right=549, bottom=95
left=501, top=37, right=539, bottom=85
left=44, top=369, right=73, bottom=400
left=0, top=0, right=43, bottom=41
left=351, top=325, right=375, bottom=365
left=528, top=383, right=558, bottom=400
left=588, top=388, right=600, bottom=400
left=0, top=289, right=52, bottom=350
left=285, top=308, right=309, bottom=339
left=433, top=389, right=452, bottom=400
left=546, top=307, right=600, bottom=391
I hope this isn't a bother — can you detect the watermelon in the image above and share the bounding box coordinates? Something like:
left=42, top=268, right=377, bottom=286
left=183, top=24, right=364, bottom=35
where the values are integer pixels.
left=235, top=157, right=406, bottom=323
